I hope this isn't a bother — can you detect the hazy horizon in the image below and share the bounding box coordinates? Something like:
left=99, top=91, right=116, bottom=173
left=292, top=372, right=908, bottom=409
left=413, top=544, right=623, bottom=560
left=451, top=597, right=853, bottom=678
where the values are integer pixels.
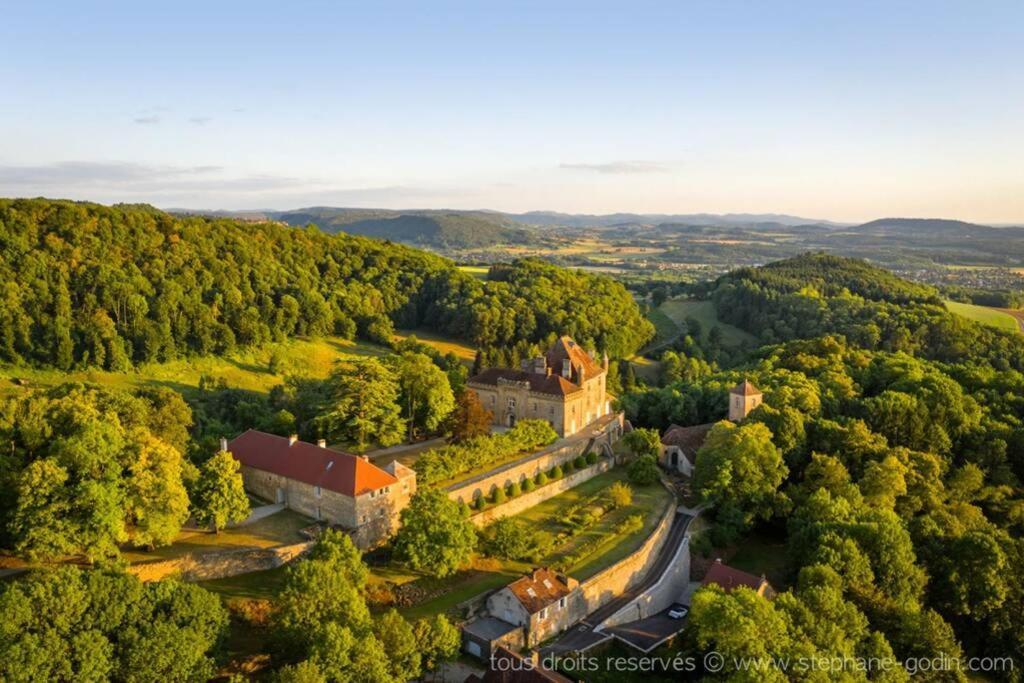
left=2, top=1, right=1022, bottom=223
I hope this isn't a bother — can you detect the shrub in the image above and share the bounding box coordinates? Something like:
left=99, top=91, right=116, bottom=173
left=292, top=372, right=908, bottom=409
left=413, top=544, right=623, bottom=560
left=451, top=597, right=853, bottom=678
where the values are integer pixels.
left=475, top=495, right=487, bottom=511
left=607, top=481, right=633, bottom=509
left=628, top=454, right=660, bottom=486
left=550, top=465, right=564, bottom=479
left=564, top=459, right=575, bottom=474
left=574, top=456, right=586, bottom=469
left=585, top=452, right=598, bottom=465
left=481, top=518, right=552, bottom=562
left=414, top=420, right=558, bottom=485
left=523, top=477, right=537, bottom=492
left=492, top=487, right=507, bottom=504
left=509, top=481, right=522, bottom=498
left=536, top=471, right=549, bottom=486
left=458, top=499, right=472, bottom=517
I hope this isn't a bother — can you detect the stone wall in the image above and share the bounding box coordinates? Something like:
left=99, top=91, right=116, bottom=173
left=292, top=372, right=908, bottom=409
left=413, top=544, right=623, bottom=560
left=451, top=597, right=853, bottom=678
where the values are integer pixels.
left=467, top=459, right=612, bottom=528
left=447, top=413, right=623, bottom=505
left=598, top=535, right=691, bottom=629
left=578, top=491, right=676, bottom=614
left=127, top=541, right=312, bottom=583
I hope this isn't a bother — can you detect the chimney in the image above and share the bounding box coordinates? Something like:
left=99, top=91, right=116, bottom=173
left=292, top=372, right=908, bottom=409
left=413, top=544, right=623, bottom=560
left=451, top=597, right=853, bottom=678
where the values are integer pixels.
left=602, top=351, right=609, bottom=370
left=361, top=455, right=370, bottom=462
left=317, top=439, right=326, bottom=448
left=532, top=356, right=546, bottom=375
left=219, top=437, right=228, bottom=452
left=288, top=434, right=298, bottom=446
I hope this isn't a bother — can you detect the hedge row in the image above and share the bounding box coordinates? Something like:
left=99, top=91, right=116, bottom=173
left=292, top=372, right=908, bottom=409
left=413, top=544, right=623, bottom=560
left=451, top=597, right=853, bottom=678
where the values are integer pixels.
left=414, top=419, right=558, bottom=485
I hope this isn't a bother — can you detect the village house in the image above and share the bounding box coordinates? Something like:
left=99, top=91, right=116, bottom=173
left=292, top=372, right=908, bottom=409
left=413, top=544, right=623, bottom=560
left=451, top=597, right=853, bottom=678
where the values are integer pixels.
left=485, top=568, right=586, bottom=647
left=468, top=336, right=612, bottom=438
left=225, top=430, right=416, bottom=548
left=702, top=558, right=776, bottom=599
left=661, top=379, right=763, bottom=475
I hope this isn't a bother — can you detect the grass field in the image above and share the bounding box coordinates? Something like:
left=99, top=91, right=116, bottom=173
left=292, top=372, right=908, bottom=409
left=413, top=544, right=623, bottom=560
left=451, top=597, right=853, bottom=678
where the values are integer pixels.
left=658, top=299, right=757, bottom=346
left=944, top=300, right=1022, bottom=333
left=393, top=328, right=477, bottom=362
left=0, top=335, right=386, bottom=400
left=457, top=265, right=490, bottom=280
left=644, top=307, right=682, bottom=349
left=122, top=508, right=313, bottom=564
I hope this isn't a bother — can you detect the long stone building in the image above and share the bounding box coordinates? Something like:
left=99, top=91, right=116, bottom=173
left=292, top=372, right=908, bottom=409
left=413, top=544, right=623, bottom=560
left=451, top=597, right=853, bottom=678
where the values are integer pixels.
left=467, top=336, right=612, bottom=437
left=226, top=430, right=415, bottom=548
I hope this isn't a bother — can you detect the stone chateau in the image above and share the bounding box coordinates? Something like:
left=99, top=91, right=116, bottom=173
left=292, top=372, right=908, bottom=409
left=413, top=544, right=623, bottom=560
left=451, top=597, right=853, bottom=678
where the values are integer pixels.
left=467, top=336, right=612, bottom=437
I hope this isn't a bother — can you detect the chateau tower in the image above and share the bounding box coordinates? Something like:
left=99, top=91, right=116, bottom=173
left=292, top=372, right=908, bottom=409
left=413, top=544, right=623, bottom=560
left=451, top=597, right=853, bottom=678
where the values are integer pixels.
left=729, top=379, right=762, bottom=421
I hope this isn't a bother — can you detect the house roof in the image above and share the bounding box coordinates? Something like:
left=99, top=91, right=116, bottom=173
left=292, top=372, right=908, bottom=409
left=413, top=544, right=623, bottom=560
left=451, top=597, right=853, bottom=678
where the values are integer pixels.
left=703, top=559, right=772, bottom=594
left=730, top=379, right=762, bottom=397
left=468, top=368, right=582, bottom=397
left=506, top=568, right=574, bottom=614
left=545, top=336, right=605, bottom=380
left=462, top=616, right=520, bottom=642
left=227, top=430, right=397, bottom=497
left=661, top=423, right=715, bottom=464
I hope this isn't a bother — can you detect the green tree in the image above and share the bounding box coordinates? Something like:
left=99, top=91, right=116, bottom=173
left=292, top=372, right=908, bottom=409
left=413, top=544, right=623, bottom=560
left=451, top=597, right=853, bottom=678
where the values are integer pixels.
left=192, top=450, right=250, bottom=533
left=393, top=488, right=476, bottom=578
left=622, top=427, right=661, bottom=458
left=373, top=609, right=422, bottom=681
left=392, top=352, right=455, bottom=440
left=627, top=455, right=660, bottom=486
left=414, top=614, right=460, bottom=673
left=125, top=431, right=191, bottom=548
left=315, top=358, right=404, bottom=449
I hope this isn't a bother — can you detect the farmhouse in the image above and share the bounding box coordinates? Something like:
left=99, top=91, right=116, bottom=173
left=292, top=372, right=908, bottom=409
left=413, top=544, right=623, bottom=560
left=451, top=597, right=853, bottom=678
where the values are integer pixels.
left=225, top=430, right=415, bottom=548
left=468, top=336, right=612, bottom=437
left=485, top=568, right=586, bottom=647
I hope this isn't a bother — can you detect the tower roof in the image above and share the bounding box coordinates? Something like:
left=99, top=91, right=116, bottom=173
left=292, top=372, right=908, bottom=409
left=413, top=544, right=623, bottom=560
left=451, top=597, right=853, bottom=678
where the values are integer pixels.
left=730, top=379, right=761, bottom=397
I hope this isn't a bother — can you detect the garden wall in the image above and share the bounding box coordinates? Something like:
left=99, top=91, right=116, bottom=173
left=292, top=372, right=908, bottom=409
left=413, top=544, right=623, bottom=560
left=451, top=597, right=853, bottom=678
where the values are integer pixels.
left=127, top=541, right=313, bottom=583
left=598, top=534, right=691, bottom=629
left=578, top=491, right=676, bottom=614
left=467, top=458, right=612, bottom=527
left=447, top=413, right=623, bottom=505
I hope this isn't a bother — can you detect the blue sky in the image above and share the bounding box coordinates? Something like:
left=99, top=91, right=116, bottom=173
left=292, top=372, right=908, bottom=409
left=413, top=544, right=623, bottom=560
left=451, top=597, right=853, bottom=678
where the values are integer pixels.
left=1, top=1, right=1022, bottom=221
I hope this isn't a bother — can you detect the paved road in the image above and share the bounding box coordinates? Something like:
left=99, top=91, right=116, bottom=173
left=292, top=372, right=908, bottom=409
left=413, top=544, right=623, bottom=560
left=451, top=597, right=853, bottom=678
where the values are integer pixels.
left=541, top=509, right=693, bottom=657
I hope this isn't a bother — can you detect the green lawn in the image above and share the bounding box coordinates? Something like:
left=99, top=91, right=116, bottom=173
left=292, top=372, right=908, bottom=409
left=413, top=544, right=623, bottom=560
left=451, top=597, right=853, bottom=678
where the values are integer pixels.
left=659, top=299, right=757, bottom=346
left=199, top=564, right=292, bottom=601
left=457, top=265, right=490, bottom=280
left=0, top=335, right=386, bottom=400
left=644, top=306, right=682, bottom=349
left=122, top=509, right=313, bottom=564
left=393, top=328, right=478, bottom=362
left=944, top=300, right=1021, bottom=333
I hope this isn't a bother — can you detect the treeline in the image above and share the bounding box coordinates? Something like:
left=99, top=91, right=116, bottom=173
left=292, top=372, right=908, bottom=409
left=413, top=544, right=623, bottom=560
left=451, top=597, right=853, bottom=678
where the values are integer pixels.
left=0, top=199, right=650, bottom=370
left=702, top=253, right=1024, bottom=370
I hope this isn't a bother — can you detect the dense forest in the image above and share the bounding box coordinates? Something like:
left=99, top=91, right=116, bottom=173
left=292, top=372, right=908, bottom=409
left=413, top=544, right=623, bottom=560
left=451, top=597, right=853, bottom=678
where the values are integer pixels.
left=621, top=254, right=1023, bottom=678
left=0, top=199, right=652, bottom=370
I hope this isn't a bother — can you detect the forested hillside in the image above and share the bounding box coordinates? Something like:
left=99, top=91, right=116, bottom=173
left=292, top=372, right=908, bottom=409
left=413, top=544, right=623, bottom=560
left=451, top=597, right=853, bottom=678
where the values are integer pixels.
left=622, top=254, right=1024, bottom=677
left=0, top=199, right=652, bottom=370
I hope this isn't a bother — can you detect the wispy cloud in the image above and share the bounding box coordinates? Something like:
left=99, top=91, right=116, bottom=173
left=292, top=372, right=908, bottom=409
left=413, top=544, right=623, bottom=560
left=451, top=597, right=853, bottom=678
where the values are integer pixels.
left=188, top=116, right=212, bottom=125
left=133, top=115, right=161, bottom=125
left=559, top=160, right=670, bottom=174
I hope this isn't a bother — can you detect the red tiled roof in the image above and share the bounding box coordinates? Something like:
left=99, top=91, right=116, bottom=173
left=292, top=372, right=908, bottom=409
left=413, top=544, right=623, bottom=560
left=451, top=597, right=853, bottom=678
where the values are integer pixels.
left=468, top=368, right=582, bottom=397
left=703, top=559, right=771, bottom=594
left=545, top=336, right=605, bottom=380
left=228, top=430, right=397, bottom=497
left=661, top=423, right=715, bottom=464
left=506, top=568, right=574, bottom=614
left=730, top=379, right=762, bottom=397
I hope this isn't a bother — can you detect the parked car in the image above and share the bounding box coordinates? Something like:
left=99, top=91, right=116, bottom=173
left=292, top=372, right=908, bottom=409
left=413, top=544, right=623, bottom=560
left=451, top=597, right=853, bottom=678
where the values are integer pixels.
left=668, top=604, right=688, bottom=619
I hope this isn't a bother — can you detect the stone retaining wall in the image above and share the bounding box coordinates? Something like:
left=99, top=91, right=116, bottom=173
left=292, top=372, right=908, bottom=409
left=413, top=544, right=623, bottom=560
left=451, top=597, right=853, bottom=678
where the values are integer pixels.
left=127, top=541, right=313, bottom=583
left=468, top=459, right=612, bottom=527
left=578, top=489, right=676, bottom=614
left=447, top=413, right=622, bottom=505
left=598, top=534, right=691, bottom=629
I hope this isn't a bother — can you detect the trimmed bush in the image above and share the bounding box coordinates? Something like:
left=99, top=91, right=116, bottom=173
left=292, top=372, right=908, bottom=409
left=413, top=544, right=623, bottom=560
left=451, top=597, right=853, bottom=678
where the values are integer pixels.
left=492, top=487, right=507, bottom=504
left=564, top=459, right=575, bottom=474
left=607, top=481, right=633, bottom=509
left=628, top=454, right=660, bottom=485
left=574, top=455, right=586, bottom=469
left=475, top=495, right=487, bottom=511
left=523, top=477, right=537, bottom=493
left=509, top=481, right=522, bottom=498
left=550, top=465, right=564, bottom=480
left=585, top=452, right=598, bottom=465
left=536, top=471, right=549, bottom=486
left=458, top=499, right=472, bottom=518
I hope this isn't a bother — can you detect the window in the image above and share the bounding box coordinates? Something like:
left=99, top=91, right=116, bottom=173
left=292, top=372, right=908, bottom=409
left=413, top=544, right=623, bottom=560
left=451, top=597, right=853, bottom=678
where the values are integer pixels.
left=559, top=597, right=567, bottom=609
left=507, top=397, right=516, bottom=409
left=539, top=608, right=547, bottom=620
left=361, top=515, right=369, bottom=523
left=532, top=402, right=537, bottom=411
left=542, top=579, right=553, bottom=590
left=549, top=406, right=554, bottom=416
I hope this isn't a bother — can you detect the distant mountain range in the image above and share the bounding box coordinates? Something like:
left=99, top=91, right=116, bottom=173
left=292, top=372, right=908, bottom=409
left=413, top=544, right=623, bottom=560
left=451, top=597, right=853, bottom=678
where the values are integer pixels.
left=167, top=207, right=1021, bottom=250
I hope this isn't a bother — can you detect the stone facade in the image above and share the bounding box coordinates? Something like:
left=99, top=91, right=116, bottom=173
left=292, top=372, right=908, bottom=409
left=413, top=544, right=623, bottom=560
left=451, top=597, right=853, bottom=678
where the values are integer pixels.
left=728, top=379, right=763, bottom=421
left=469, top=336, right=612, bottom=438
left=487, top=570, right=587, bottom=648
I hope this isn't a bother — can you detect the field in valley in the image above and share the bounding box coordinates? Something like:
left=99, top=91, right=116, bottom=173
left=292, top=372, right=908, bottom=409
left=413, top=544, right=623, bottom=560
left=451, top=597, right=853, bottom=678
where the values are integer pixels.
left=944, top=300, right=1022, bottom=333
left=659, top=299, right=758, bottom=346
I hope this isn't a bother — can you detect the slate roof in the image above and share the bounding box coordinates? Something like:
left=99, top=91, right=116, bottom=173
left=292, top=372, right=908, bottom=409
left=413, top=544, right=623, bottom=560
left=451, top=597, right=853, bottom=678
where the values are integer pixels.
left=730, top=379, right=762, bottom=397
left=506, top=568, right=574, bottom=614
left=462, top=616, right=520, bottom=642
left=660, top=423, right=715, bottom=464
left=228, top=430, right=397, bottom=497
left=468, top=368, right=582, bottom=397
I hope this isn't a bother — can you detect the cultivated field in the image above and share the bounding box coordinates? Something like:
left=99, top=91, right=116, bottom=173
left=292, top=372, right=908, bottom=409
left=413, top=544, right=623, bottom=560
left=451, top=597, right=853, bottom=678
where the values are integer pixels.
left=944, top=300, right=1021, bottom=333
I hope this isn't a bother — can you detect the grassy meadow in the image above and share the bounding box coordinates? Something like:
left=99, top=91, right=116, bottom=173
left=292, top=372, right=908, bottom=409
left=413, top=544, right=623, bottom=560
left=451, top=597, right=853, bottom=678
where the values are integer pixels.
left=659, top=299, right=758, bottom=346
left=944, top=300, right=1022, bottom=333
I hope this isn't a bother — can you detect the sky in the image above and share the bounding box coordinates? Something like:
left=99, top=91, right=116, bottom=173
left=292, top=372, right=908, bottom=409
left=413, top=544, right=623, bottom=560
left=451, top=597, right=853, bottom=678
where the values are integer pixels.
left=1, top=1, right=1022, bottom=223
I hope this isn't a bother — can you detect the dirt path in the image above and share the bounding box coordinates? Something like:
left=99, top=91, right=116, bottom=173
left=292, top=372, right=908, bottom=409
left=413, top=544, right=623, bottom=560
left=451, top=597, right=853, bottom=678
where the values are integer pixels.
left=997, top=308, right=1024, bottom=333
